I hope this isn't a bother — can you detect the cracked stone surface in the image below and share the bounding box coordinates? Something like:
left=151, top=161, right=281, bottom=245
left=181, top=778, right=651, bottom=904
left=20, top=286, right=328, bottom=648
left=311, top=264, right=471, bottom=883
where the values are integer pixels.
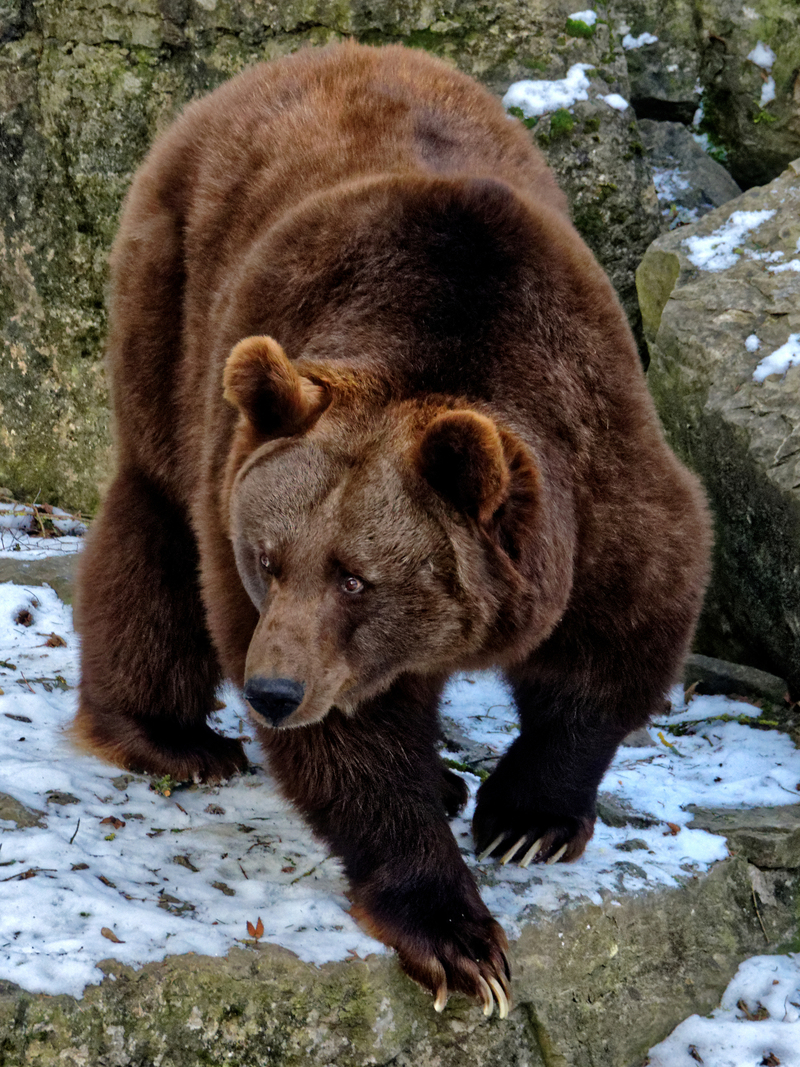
left=637, top=157, right=800, bottom=700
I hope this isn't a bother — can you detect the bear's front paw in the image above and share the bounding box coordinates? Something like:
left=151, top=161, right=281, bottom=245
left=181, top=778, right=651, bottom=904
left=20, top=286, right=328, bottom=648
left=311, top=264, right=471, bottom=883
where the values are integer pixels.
left=352, top=891, right=511, bottom=1017
left=473, top=796, right=595, bottom=867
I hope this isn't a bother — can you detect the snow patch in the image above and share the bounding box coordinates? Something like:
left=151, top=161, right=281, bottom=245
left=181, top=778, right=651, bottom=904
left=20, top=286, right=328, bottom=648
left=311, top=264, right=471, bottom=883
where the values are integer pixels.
left=600, top=93, right=629, bottom=112
left=502, top=65, right=592, bottom=118
left=568, top=9, right=597, bottom=26
left=759, top=76, right=777, bottom=108
left=622, top=31, right=658, bottom=50
left=747, top=41, right=776, bottom=70
left=768, top=259, right=800, bottom=273
left=652, top=167, right=691, bottom=202
left=753, top=333, right=800, bottom=382
left=683, top=209, right=776, bottom=271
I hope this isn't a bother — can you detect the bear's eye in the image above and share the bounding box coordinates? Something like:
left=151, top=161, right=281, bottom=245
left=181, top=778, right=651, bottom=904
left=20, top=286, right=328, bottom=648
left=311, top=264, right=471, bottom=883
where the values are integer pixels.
left=341, top=573, right=365, bottom=595
left=259, top=554, right=274, bottom=575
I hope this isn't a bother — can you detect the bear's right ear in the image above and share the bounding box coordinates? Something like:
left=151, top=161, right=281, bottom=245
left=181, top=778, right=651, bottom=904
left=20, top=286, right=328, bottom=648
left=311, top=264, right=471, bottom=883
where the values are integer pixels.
left=223, top=336, right=330, bottom=439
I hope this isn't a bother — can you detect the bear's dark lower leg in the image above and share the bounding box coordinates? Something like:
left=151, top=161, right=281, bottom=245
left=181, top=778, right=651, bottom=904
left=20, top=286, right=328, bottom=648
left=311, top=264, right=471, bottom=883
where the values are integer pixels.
left=74, top=466, right=247, bottom=782
left=472, top=674, right=633, bottom=866
left=260, top=676, right=509, bottom=1015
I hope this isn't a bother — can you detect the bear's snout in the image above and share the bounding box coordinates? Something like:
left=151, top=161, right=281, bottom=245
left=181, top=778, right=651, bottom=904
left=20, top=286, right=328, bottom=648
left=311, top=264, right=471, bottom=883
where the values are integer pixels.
left=244, top=676, right=305, bottom=727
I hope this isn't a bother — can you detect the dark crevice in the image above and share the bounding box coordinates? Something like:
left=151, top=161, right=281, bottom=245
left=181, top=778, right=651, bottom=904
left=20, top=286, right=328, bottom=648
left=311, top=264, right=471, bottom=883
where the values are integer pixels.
left=630, top=97, right=698, bottom=124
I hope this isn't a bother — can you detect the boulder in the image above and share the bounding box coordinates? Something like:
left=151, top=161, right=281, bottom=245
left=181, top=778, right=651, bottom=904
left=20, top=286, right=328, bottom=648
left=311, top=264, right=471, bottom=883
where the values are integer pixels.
left=637, top=157, right=800, bottom=699
left=0, top=0, right=659, bottom=512
left=638, top=119, right=742, bottom=226
left=611, top=0, right=800, bottom=188
left=0, top=857, right=798, bottom=1067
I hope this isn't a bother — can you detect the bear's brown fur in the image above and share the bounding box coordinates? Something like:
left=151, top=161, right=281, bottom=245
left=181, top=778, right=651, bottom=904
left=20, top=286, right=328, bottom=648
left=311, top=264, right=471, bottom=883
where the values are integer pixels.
left=74, top=42, right=711, bottom=1016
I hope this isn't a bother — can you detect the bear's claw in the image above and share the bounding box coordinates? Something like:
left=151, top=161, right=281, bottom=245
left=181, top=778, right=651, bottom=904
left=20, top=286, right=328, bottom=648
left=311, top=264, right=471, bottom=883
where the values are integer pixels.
left=474, top=817, right=593, bottom=867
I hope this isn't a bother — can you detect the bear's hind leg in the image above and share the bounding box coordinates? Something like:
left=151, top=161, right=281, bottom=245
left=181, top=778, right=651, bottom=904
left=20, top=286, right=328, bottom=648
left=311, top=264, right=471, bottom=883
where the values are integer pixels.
left=74, top=467, right=248, bottom=782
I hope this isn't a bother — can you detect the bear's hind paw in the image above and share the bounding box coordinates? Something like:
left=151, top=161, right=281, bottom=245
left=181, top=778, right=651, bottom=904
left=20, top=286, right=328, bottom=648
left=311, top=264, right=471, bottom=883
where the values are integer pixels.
left=73, top=705, right=249, bottom=784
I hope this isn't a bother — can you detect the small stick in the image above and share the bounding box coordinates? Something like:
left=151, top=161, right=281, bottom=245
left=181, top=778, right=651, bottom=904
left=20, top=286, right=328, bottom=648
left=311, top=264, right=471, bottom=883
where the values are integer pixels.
left=751, top=884, right=768, bottom=942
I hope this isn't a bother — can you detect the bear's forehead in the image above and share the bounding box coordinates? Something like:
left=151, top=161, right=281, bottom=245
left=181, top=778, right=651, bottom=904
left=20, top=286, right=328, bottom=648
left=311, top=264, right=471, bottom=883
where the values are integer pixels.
left=236, top=432, right=432, bottom=545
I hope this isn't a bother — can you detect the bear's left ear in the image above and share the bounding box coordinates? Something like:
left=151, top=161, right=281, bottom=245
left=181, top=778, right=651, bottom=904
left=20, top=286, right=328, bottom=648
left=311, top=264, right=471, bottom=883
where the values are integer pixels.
left=416, top=411, right=540, bottom=543
left=223, top=335, right=330, bottom=439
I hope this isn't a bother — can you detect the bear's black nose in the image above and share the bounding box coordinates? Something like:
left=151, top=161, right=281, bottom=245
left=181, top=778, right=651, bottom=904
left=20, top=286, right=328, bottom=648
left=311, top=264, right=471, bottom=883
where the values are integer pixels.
left=243, top=677, right=305, bottom=727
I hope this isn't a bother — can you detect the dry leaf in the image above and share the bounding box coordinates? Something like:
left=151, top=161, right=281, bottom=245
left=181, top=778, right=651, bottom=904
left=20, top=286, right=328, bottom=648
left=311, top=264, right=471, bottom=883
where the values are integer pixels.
left=683, top=680, right=700, bottom=703
left=688, top=1047, right=704, bottom=1064
left=44, top=633, right=67, bottom=648
left=247, top=917, right=264, bottom=940
left=99, top=817, right=126, bottom=830
left=14, top=609, right=33, bottom=627
left=664, top=822, right=681, bottom=836
left=101, top=927, right=125, bottom=944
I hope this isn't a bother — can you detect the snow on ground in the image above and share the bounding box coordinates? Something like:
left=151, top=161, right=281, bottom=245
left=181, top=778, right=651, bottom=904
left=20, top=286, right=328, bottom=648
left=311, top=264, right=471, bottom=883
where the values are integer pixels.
left=2, top=532, right=800, bottom=1063
left=648, top=954, right=800, bottom=1067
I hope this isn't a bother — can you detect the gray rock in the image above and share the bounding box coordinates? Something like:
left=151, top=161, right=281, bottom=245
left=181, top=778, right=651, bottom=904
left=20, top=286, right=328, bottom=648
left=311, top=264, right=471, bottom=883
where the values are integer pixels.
left=0, top=792, right=46, bottom=829
left=0, top=553, right=78, bottom=604
left=0, top=856, right=798, bottom=1066
left=611, top=0, right=800, bottom=188
left=637, top=157, right=800, bottom=700
left=639, top=119, right=742, bottom=222
left=688, top=805, right=800, bottom=869
left=596, top=794, right=659, bottom=829
left=684, top=653, right=788, bottom=706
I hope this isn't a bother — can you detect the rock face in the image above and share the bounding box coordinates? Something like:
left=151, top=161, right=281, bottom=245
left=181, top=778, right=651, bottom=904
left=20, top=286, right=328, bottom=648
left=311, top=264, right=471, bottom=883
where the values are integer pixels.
left=639, top=119, right=742, bottom=225
left=0, top=856, right=798, bottom=1067
left=611, top=0, right=800, bottom=188
left=0, top=0, right=659, bottom=512
left=637, top=158, right=800, bottom=699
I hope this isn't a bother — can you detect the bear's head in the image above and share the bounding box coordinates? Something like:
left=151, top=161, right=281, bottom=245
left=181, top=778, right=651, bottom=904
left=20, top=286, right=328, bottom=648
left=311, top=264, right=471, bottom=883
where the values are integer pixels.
left=223, top=335, right=550, bottom=729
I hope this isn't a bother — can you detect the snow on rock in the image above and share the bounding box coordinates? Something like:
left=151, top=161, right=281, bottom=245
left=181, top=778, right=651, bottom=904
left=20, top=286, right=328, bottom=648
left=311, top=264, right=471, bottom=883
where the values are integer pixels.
left=567, top=9, right=597, bottom=27
left=753, top=333, right=800, bottom=382
left=622, top=31, right=658, bottom=50
left=648, top=954, right=800, bottom=1067
left=683, top=209, right=777, bottom=271
left=600, top=93, right=629, bottom=111
left=502, top=64, right=592, bottom=118
left=747, top=41, right=777, bottom=70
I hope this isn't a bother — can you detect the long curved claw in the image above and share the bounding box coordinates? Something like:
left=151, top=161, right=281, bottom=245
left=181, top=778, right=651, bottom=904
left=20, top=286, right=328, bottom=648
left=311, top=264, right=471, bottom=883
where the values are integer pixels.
left=477, top=833, right=505, bottom=862
left=477, top=975, right=494, bottom=1017
left=500, top=835, right=528, bottom=866
left=546, top=843, right=568, bottom=865
left=433, top=982, right=448, bottom=1013
left=488, top=976, right=510, bottom=1019
left=519, top=836, right=545, bottom=868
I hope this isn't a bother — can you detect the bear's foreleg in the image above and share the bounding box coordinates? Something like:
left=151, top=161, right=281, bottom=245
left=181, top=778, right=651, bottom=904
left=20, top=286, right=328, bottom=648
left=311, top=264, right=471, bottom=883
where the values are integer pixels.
left=472, top=672, right=638, bottom=867
left=261, top=675, right=510, bottom=1016
left=74, top=467, right=248, bottom=782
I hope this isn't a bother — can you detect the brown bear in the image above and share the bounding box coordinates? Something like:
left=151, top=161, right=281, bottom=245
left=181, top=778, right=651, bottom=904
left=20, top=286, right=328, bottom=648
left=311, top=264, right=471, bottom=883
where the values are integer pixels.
left=74, top=41, right=711, bottom=1018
